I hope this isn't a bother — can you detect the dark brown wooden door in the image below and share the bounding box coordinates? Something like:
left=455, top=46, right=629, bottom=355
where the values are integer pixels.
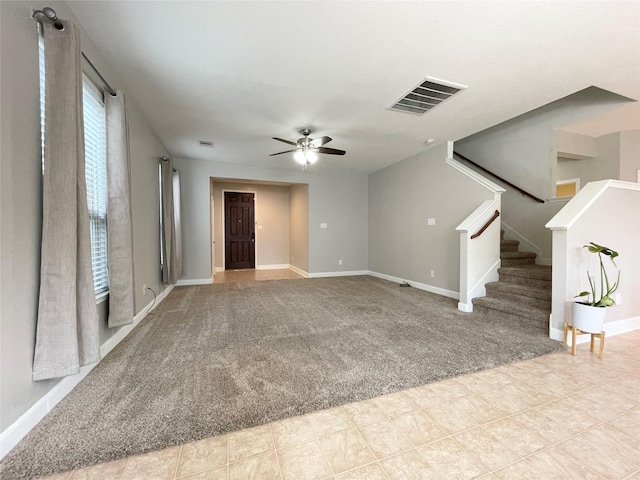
left=224, top=192, right=255, bottom=270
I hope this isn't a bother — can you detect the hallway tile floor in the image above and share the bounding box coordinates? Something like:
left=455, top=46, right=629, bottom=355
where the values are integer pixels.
left=212, top=268, right=305, bottom=284
left=41, top=331, right=639, bottom=480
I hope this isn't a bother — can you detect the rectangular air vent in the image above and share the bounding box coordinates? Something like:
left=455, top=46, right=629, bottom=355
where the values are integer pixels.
left=389, top=77, right=467, bottom=115
left=199, top=140, right=213, bottom=146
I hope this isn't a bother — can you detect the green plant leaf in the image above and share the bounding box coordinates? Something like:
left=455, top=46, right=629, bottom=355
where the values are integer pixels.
left=574, top=291, right=590, bottom=298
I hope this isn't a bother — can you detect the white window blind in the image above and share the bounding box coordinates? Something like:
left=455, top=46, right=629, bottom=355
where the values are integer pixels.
left=37, top=36, right=109, bottom=295
left=83, top=79, right=109, bottom=295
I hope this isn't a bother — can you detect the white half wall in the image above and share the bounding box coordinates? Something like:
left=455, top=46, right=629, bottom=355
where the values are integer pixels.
left=546, top=180, right=640, bottom=334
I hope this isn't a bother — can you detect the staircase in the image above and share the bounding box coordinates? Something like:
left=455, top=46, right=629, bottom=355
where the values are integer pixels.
left=472, top=230, right=551, bottom=333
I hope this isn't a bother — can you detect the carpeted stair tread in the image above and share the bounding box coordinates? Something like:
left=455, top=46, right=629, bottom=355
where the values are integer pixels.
left=498, top=265, right=551, bottom=280
left=501, top=251, right=537, bottom=259
left=500, top=240, right=520, bottom=252
left=472, top=296, right=549, bottom=322
left=485, top=282, right=551, bottom=309
left=485, top=281, right=551, bottom=301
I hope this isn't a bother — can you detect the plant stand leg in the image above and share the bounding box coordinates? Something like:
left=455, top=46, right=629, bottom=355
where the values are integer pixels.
left=563, top=322, right=569, bottom=346
left=571, top=326, right=577, bottom=356
left=590, top=334, right=595, bottom=353
left=598, top=331, right=605, bottom=359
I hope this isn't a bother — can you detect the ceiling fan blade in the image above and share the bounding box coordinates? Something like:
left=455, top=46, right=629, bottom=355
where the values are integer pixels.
left=317, top=147, right=346, bottom=156
left=272, top=137, right=297, bottom=146
left=310, top=136, right=332, bottom=147
left=269, top=149, right=298, bottom=156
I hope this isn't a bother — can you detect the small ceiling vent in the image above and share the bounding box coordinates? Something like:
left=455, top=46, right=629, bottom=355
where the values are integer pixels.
left=389, top=77, right=467, bottom=115
left=199, top=140, right=213, bottom=147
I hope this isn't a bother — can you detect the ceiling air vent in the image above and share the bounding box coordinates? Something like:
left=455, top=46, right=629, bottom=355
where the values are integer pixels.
left=389, top=77, right=467, bottom=115
left=199, top=140, right=213, bottom=147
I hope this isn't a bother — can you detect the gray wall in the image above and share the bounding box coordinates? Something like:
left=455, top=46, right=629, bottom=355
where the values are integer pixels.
left=173, top=157, right=368, bottom=278
left=455, top=87, right=632, bottom=260
left=557, top=132, right=621, bottom=185
left=289, top=184, right=310, bottom=273
left=212, top=182, right=290, bottom=269
left=619, top=129, right=640, bottom=183
left=0, top=1, right=169, bottom=433
left=368, top=143, right=496, bottom=293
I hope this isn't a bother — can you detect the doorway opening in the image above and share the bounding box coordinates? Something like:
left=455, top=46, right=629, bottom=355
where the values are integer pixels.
left=210, top=178, right=309, bottom=279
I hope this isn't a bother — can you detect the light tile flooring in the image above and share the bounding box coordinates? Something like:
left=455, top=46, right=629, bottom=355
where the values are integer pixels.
left=212, top=268, right=305, bottom=283
left=40, top=330, right=639, bottom=480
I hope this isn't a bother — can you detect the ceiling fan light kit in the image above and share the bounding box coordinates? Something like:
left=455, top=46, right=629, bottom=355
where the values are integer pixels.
left=271, top=129, right=346, bottom=167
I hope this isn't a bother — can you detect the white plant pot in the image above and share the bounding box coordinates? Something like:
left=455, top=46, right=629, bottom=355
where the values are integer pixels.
left=571, top=302, right=607, bottom=333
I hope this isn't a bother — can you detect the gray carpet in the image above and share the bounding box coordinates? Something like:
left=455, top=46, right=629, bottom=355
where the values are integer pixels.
left=0, top=276, right=562, bottom=479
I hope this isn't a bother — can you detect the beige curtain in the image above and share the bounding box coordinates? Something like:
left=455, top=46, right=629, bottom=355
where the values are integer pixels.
left=33, top=21, right=100, bottom=381
left=105, top=92, right=135, bottom=327
left=172, top=169, right=183, bottom=278
left=161, top=158, right=177, bottom=284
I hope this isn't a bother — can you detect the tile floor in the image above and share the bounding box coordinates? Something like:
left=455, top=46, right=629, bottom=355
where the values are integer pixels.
left=212, top=268, right=305, bottom=284
left=40, top=329, right=639, bottom=480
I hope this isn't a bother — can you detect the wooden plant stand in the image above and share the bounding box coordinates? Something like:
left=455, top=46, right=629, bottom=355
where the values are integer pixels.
left=563, top=322, right=605, bottom=359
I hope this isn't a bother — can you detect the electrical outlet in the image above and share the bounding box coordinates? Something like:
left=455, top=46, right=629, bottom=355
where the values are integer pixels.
left=338, top=259, right=343, bottom=266
left=430, top=270, right=435, bottom=278
left=615, top=293, right=622, bottom=305
left=143, top=284, right=147, bottom=295
left=427, top=218, right=436, bottom=225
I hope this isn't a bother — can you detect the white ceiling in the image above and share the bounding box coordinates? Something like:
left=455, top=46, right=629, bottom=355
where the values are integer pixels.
left=67, top=1, right=640, bottom=174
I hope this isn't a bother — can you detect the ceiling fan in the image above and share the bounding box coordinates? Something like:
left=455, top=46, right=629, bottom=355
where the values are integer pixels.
left=270, top=128, right=346, bottom=166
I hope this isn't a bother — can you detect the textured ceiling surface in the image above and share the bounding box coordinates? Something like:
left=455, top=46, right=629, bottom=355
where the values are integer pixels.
left=67, top=1, right=640, bottom=173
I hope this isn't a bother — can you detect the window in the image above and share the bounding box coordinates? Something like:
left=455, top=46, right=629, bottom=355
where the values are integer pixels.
left=38, top=37, right=109, bottom=295
left=83, top=80, right=109, bottom=294
left=555, top=178, right=580, bottom=198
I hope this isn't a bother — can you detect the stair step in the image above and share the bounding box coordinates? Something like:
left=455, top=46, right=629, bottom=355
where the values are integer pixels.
left=500, top=239, right=520, bottom=253
left=485, top=282, right=551, bottom=309
left=500, top=239, right=520, bottom=247
left=472, top=297, right=549, bottom=332
left=498, top=265, right=551, bottom=289
left=501, top=251, right=536, bottom=266
left=501, top=251, right=537, bottom=259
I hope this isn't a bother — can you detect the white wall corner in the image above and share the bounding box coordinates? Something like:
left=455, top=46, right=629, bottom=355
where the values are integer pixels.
left=289, top=265, right=309, bottom=278
left=0, top=285, right=174, bottom=461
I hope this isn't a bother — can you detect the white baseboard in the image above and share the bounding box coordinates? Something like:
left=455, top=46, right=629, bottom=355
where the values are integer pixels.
left=256, top=264, right=289, bottom=270
left=0, top=285, right=174, bottom=460
left=214, top=267, right=224, bottom=273
left=176, top=278, right=213, bottom=286
left=368, top=271, right=459, bottom=300
left=309, top=270, right=369, bottom=278
left=550, top=315, right=640, bottom=345
left=289, top=265, right=309, bottom=278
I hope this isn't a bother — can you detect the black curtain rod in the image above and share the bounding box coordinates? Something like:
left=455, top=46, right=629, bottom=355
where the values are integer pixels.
left=33, top=6, right=117, bottom=97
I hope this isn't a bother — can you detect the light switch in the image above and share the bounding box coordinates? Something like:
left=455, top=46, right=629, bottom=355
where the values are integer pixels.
left=320, top=223, right=328, bottom=229
left=427, top=218, right=436, bottom=225
left=257, top=225, right=263, bottom=230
